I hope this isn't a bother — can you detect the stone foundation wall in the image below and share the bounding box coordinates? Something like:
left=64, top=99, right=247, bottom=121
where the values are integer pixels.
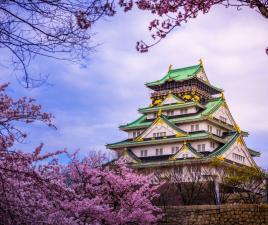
left=159, top=204, right=268, bottom=225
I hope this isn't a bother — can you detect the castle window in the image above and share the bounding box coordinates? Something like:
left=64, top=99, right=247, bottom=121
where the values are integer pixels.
left=171, top=146, right=180, bottom=154
left=191, top=124, right=199, bottom=132
left=133, top=131, right=137, bottom=138
left=202, top=144, right=206, bottom=152
left=210, top=142, right=215, bottom=148
left=153, top=132, right=166, bottom=138
left=207, top=125, right=213, bottom=133
left=182, top=153, right=188, bottom=159
left=216, top=128, right=221, bottom=136
left=140, top=150, right=148, bottom=157
left=197, top=144, right=201, bottom=151
left=180, top=108, right=188, bottom=115
left=167, top=110, right=174, bottom=116
left=232, top=153, right=245, bottom=162
left=219, top=116, right=227, bottom=123
left=153, top=112, right=157, bottom=118
left=156, top=148, right=163, bottom=156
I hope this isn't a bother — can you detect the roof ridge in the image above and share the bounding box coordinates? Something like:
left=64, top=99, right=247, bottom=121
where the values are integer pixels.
left=169, top=64, right=200, bottom=73
left=207, top=132, right=239, bottom=158
left=186, top=143, right=203, bottom=157
left=161, top=115, right=188, bottom=134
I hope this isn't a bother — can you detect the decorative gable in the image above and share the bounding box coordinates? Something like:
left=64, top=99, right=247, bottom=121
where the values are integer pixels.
left=161, top=94, right=184, bottom=105
left=222, top=136, right=256, bottom=167
left=122, top=150, right=140, bottom=163
left=212, top=104, right=235, bottom=126
left=171, top=143, right=200, bottom=160
left=138, top=117, right=186, bottom=140
left=196, top=71, right=209, bottom=83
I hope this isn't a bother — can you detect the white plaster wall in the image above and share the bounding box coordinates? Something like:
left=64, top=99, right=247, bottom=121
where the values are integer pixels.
left=142, top=122, right=177, bottom=138
left=196, top=71, right=209, bottom=82
left=132, top=143, right=183, bottom=157
left=175, top=148, right=196, bottom=159
left=191, top=140, right=219, bottom=152
left=147, top=113, right=156, bottom=120
left=128, top=130, right=144, bottom=139
left=223, top=141, right=255, bottom=166
left=162, top=96, right=181, bottom=105
left=178, top=121, right=227, bottom=136
left=212, top=105, right=235, bottom=126
left=146, top=106, right=198, bottom=120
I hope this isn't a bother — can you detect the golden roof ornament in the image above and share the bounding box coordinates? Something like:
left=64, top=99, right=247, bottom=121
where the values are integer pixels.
left=221, top=92, right=225, bottom=100
left=199, top=58, right=204, bottom=67
left=157, top=108, right=162, bottom=117
left=168, top=64, right=173, bottom=72
left=234, top=124, right=241, bottom=134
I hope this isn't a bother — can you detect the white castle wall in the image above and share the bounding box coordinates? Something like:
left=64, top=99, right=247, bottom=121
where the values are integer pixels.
left=146, top=106, right=198, bottom=120
left=190, top=140, right=219, bottom=152
left=132, top=143, right=183, bottom=157
left=127, top=121, right=228, bottom=139
left=223, top=141, right=255, bottom=167
left=131, top=139, right=219, bottom=158
left=212, top=105, right=235, bottom=126
left=178, top=121, right=227, bottom=137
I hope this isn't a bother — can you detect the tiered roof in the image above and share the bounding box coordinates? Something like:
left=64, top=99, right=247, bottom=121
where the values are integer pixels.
left=107, top=61, right=260, bottom=167
left=146, top=64, right=202, bottom=86
left=121, top=132, right=259, bottom=169
left=120, top=97, right=225, bottom=130
left=146, top=63, right=222, bottom=93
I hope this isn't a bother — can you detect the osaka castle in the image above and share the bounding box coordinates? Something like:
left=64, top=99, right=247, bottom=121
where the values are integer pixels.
left=107, top=60, right=260, bottom=169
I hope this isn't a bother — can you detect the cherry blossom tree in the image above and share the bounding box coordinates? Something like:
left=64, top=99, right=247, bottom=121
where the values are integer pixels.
left=0, top=0, right=116, bottom=87
left=0, top=83, right=161, bottom=225
left=118, top=0, right=268, bottom=53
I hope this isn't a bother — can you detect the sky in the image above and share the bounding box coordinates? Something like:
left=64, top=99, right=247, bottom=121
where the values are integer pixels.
left=1, top=5, right=268, bottom=168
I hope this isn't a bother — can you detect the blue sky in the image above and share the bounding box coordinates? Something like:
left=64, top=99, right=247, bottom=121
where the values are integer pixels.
left=1, top=5, right=268, bottom=168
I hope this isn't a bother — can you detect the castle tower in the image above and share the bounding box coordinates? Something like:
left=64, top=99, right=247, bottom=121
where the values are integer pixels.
left=107, top=61, right=260, bottom=169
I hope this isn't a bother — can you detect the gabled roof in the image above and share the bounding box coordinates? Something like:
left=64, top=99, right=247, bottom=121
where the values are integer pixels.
left=146, top=64, right=201, bottom=87
left=207, top=132, right=260, bottom=159
left=201, top=97, right=224, bottom=116
left=133, top=114, right=187, bottom=141
left=170, top=143, right=203, bottom=160
left=207, top=132, right=239, bottom=158
left=161, top=93, right=185, bottom=105
left=120, top=97, right=224, bottom=131
left=138, top=101, right=204, bottom=114
left=115, top=132, right=261, bottom=168
left=248, top=148, right=261, bottom=157
left=106, top=131, right=226, bottom=149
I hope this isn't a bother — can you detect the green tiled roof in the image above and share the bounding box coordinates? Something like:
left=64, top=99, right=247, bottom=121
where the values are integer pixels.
left=248, top=148, right=261, bottom=157
left=120, top=97, right=223, bottom=130
left=117, top=132, right=261, bottom=168
left=106, top=131, right=225, bottom=149
left=207, top=132, right=239, bottom=158
left=146, top=64, right=201, bottom=87
left=138, top=101, right=204, bottom=113
left=201, top=97, right=224, bottom=116
left=184, top=143, right=204, bottom=158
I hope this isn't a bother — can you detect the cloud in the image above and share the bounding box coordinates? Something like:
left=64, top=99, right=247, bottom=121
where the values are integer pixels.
left=1, top=5, right=267, bottom=167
